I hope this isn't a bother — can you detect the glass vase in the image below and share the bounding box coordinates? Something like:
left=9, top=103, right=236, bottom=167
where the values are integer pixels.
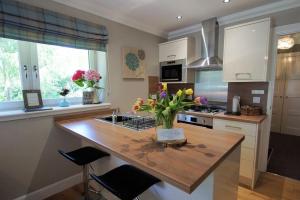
left=161, top=113, right=177, bottom=129
left=59, top=96, right=70, bottom=107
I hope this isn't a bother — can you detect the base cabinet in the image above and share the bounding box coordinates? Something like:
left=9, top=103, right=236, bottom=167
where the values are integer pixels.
left=213, top=119, right=260, bottom=189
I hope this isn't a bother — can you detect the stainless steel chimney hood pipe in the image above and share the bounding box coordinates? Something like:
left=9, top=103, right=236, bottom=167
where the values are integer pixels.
left=188, top=18, right=222, bottom=70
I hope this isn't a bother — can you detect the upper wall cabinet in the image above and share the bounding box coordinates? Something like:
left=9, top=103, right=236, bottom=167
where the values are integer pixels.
left=223, top=18, right=271, bottom=82
left=159, top=37, right=195, bottom=63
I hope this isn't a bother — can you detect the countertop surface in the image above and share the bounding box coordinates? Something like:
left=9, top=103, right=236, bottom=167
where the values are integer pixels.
left=56, top=116, right=244, bottom=193
left=213, top=112, right=267, bottom=124
left=182, top=111, right=267, bottom=124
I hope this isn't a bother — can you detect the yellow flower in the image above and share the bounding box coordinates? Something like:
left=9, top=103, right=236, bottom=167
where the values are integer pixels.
left=176, top=89, right=183, bottom=97
left=132, top=104, right=141, bottom=112
left=162, top=83, right=167, bottom=91
left=185, top=88, right=193, bottom=95
left=194, top=96, right=201, bottom=105
left=136, top=98, right=144, bottom=105
left=147, top=99, right=154, bottom=104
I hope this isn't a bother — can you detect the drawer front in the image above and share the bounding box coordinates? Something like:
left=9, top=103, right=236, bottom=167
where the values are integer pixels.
left=241, top=147, right=255, bottom=161
left=240, top=159, right=254, bottom=178
left=213, top=119, right=258, bottom=137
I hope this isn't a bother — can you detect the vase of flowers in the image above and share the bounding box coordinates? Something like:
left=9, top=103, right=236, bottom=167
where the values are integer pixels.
left=72, top=69, right=103, bottom=104
left=58, top=88, right=70, bottom=107
left=132, top=83, right=203, bottom=142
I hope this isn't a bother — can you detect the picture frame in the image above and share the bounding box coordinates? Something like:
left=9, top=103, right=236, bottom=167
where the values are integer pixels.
left=22, top=90, right=44, bottom=110
left=122, top=47, right=146, bottom=79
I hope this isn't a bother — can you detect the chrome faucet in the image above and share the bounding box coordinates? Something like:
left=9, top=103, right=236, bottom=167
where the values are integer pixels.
left=112, top=110, right=117, bottom=124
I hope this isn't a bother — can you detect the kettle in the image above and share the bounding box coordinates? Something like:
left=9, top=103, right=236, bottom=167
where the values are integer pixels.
left=232, top=96, right=241, bottom=115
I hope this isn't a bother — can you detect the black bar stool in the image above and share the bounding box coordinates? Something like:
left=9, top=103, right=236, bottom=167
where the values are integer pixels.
left=91, top=164, right=160, bottom=200
left=58, top=146, right=109, bottom=200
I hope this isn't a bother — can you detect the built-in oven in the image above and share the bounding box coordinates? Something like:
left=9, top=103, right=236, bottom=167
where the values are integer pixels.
left=160, top=59, right=185, bottom=82
left=177, top=114, right=213, bottom=129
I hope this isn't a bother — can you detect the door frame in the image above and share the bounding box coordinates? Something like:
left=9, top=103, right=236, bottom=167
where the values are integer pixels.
left=260, top=23, right=300, bottom=172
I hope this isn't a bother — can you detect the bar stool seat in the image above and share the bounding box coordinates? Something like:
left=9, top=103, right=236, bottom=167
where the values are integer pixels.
left=58, top=146, right=109, bottom=200
left=91, top=165, right=160, bottom=200
left=58, top=146, right=109, bottom=166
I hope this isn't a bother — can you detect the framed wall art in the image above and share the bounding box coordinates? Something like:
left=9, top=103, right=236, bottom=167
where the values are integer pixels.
left=122, top=47, right=146, bottom=79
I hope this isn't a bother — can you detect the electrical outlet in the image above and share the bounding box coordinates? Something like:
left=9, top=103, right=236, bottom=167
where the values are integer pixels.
left=253, top=96, right=261, bottom=104
left=151, top=94, right=157, bottom=100
left=252, top=90, right=265, bottom=95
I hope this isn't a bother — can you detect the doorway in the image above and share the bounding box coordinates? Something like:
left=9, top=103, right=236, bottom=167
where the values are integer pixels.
left=268, top=32, right=300, bottom=181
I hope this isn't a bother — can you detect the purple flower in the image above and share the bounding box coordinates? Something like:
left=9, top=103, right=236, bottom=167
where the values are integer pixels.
left=200, top=96, right=208, bottom=105
left=160, top=91, right=167, bottom=98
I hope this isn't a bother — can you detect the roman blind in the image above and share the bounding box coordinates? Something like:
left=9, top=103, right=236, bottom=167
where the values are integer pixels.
left=0, top=0, right=108, bottom=51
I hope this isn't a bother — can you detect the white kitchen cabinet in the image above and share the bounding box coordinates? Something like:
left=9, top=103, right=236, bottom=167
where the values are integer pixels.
left=159, top=37, right=195, bottom=63
left=213, top=118, right=261, bottom=189
left=223, top=18, right=271, bottom=82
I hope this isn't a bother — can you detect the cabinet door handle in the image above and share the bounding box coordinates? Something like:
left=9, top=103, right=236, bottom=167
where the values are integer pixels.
left=23, top=65, right=28, bottom=79
left=33, top=65, right=38, bottom=78
left=235, top=73, right=252, bottom=80
left=225, top=125, right=242, bottom=130
left=167, top=54, right=176, bottom=58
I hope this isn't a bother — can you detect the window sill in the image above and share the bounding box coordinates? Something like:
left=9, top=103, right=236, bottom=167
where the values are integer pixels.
left=0, top=103, right=111, bottom=122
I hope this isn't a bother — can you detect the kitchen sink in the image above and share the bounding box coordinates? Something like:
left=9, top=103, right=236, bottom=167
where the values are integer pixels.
left=95, top=114, right=156, bottom=131
left=99, top=115, right=128, bottom=123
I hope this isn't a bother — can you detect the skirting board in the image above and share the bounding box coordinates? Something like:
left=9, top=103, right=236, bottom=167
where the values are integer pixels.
left=14, top=173, right=82, bottom=200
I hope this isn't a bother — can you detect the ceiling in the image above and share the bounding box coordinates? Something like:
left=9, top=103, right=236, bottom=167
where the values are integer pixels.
left=52, top=0, right=283, bottom=37
left=290, top=33, right=300, bottom=44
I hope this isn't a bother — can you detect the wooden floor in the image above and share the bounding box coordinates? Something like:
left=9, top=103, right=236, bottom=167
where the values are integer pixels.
left=46, top=173, right=300, bottom=200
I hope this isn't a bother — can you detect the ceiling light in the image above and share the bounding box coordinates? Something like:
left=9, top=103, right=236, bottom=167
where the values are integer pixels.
left=278, top=36, right=295, bottom=49
left=223, top=0, right=230, bottom=3
left=176, top=15, right=182, bottom=20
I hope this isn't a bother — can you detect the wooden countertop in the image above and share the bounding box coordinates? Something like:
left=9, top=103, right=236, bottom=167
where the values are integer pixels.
left=56, top=116, right=244, bottom=193
left=214, top=112, right=267, bottom=124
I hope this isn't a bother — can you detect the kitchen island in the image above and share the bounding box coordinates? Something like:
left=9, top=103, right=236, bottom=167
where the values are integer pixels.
left=56, top=113, right=244, bottom=200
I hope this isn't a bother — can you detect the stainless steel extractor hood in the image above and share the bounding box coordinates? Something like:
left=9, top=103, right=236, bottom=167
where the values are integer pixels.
left=188, top=18, right=222, bottom=70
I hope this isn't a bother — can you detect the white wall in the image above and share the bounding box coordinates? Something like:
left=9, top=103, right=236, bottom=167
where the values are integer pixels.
left=0, top=116, right=82, bottom=199
left=0, top=1, right=164, bottom=199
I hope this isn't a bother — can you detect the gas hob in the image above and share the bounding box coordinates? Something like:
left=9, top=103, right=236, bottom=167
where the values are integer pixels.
left=177, top=105, right=226, bottom=128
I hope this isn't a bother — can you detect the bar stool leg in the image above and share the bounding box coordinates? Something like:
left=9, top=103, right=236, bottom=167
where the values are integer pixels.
left=83, top=165, right=89, bottom=200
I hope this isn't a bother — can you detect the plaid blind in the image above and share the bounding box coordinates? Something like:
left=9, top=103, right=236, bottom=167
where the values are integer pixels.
left=0, top=0, right=108, bottom=51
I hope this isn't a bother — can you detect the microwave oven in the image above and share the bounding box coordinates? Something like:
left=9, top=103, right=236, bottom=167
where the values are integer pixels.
left=160, top=59, right=186, bottom=82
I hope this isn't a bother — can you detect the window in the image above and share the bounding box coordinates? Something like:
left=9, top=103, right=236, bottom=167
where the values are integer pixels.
left=37, top=44, right=90, bottom=99
left=0, top=38, right=107, bottom=110
left=0, top=38, right=22, bottom=102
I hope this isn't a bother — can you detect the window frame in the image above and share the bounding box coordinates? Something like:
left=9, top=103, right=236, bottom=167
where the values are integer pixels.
left=0, top=39, right=106, bottom=111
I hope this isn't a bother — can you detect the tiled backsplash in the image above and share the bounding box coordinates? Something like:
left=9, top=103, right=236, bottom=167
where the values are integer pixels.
left=227, top=82, right=269, bottom=114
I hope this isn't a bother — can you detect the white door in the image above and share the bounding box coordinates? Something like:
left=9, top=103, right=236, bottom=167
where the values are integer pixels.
left=281, top=53, right=300, bottom=136
left=271, top=55, right=285, bottom=133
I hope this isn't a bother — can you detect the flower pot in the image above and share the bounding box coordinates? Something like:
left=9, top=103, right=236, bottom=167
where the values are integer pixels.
left=82, top=88, right=102, bottom=104
left=82, top=90, right=94, bottom=104
left=92, top=88, right=101, bottom=104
